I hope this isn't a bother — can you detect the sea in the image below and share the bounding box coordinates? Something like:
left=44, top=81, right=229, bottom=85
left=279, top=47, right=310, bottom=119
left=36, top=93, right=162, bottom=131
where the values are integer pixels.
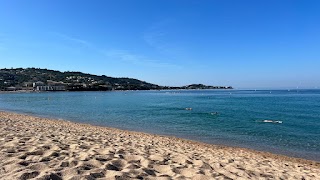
left=0, top=89, right=319, bottom=161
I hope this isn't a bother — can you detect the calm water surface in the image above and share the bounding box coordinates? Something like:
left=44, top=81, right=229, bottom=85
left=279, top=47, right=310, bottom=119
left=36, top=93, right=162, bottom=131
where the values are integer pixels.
left=0, top=90, right=319, bottom=161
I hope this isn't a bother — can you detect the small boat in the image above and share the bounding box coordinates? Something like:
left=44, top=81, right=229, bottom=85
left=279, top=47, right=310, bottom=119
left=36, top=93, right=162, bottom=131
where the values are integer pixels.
left=262, top=120, right=283, bottom=124
left=185, top=108, right=192, bottom=111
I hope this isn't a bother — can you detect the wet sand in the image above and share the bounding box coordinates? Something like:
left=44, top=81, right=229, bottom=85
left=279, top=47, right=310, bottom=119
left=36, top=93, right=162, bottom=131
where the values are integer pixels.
left=0, top=111, right=319, bottom=179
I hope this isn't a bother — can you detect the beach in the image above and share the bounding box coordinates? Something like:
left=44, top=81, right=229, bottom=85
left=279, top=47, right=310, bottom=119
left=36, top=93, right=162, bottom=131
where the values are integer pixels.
left=0, top=111, right=319, bottom=180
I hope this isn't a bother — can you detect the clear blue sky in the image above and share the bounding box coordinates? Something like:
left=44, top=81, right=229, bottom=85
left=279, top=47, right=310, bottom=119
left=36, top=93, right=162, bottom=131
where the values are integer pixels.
left=0, top=0, right=319, bottom=89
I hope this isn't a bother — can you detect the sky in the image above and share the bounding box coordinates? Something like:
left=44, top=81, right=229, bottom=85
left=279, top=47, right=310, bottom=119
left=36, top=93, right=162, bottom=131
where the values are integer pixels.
left=0, top=0, right=319, bottom=89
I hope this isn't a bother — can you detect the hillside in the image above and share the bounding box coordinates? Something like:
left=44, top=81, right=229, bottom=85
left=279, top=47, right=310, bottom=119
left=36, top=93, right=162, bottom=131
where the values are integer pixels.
left=0, top=68, right=160, bottom=91
left=0, top=68, right=232, bottom=91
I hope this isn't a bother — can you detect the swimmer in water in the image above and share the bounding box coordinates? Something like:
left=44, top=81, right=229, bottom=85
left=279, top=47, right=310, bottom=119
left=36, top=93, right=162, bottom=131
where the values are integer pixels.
left=262, top=120, right=283, bottom=124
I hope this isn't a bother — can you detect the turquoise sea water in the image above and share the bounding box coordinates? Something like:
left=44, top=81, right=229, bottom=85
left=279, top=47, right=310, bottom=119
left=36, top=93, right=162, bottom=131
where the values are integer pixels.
left=0, top=90, right=319, bottom=161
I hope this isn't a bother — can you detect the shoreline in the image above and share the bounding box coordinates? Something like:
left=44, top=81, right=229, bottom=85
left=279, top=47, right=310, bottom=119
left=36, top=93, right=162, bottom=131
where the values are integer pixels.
left=0, top=88, right=234, bottom=94
left=1, top=110, right=319, bottom=165
left=1, top=111, right=319, bottom=179
left=1, top=108, right=318, bottom=162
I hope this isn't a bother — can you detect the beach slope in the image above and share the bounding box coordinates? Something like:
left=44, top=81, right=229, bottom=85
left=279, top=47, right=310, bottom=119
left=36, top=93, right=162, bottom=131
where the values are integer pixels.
left=0, top=111, right=319, bottom=179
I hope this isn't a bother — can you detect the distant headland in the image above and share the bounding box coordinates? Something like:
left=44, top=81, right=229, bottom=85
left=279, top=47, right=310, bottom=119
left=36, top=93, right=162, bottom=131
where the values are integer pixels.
left=0, top=68, right=233, bottom=91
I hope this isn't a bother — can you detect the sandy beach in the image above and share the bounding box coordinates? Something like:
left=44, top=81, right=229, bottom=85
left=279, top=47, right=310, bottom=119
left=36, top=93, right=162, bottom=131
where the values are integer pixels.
left=0, top=111, right=319, bottom=180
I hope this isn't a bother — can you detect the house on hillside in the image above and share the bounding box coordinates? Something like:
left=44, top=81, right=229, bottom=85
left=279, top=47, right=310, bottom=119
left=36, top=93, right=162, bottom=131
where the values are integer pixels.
left=33, top=81, right=66, bottom=91
left=33, top=81, right=45, bottom=88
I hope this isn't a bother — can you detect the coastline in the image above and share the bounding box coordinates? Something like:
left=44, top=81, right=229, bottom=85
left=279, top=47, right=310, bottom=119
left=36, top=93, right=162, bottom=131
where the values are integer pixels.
left=1, top=111, right=319, bottom=179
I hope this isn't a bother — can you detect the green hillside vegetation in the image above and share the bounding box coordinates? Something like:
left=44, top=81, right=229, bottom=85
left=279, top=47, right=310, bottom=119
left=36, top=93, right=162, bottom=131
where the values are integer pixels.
left=0, top=68, right=160, bottom=91
left=0, top=68, right=232, bottom=91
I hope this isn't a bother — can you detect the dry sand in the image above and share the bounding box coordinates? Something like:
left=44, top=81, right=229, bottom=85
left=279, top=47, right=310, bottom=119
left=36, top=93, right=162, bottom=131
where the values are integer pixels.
left=0, top=111, right=319, bottom=180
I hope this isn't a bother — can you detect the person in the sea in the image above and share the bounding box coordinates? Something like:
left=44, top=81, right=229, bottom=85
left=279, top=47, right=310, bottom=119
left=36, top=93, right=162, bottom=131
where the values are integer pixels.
left=211, top=112, right=219, bottom=115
